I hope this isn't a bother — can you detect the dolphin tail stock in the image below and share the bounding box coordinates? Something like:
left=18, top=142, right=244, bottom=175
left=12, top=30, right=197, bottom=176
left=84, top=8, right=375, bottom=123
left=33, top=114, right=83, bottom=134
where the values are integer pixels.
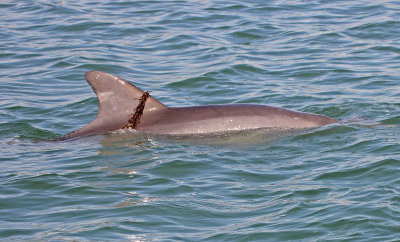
left=56, top=71, right=167, bottom=140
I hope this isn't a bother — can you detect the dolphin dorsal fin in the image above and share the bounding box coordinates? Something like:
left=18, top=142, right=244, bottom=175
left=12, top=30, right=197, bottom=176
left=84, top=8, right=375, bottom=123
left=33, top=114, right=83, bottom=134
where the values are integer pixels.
left=66, top=71, right=167, bottom=138
left=85, top=71, right=165, bottom=112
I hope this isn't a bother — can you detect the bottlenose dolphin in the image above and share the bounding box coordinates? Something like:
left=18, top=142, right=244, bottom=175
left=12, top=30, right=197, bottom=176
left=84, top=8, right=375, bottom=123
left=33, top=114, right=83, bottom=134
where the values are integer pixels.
left=58, top=71, right=337, bottom=140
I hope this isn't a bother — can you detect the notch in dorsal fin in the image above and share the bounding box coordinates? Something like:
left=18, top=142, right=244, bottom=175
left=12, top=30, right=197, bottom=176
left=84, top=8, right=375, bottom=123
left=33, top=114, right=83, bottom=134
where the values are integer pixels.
left=60, top=71, right=167, bottom=139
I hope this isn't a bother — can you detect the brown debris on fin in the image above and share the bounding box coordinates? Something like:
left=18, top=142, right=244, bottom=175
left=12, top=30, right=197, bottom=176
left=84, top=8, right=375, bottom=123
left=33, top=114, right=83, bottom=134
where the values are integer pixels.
left=122, top=91, right=150, bottom=130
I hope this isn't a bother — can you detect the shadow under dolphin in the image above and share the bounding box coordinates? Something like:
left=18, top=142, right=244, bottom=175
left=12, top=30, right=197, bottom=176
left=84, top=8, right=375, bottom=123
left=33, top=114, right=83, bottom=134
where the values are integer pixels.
left=57, top=71, right=338, bottom=140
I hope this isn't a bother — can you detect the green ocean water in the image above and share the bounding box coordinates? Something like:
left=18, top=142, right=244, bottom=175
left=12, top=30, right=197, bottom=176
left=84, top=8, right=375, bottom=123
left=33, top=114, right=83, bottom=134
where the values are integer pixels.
left=1, top=0, right=400, bottom=240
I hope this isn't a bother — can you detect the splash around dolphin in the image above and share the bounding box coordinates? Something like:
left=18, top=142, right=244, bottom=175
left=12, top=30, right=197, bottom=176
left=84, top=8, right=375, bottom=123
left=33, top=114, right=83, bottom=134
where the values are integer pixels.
left=58, top=71, right=338, bottom=140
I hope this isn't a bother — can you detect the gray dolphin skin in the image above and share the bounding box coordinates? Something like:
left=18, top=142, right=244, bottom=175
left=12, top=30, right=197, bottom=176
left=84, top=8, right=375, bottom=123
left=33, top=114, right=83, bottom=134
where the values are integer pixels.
left=59, top=71, right=338, bottom=140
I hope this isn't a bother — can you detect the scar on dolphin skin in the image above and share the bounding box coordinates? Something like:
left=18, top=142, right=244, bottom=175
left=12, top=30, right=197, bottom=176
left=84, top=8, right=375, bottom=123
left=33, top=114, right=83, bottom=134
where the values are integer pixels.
left=122, top=91, right=150, bottom=130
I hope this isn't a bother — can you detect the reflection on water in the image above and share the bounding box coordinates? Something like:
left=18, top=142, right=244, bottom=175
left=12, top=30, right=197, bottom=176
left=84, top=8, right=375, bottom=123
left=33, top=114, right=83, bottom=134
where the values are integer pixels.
left=97, top=132, right=160, bottom=176
left=94, top=127, right=308, bottom=209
